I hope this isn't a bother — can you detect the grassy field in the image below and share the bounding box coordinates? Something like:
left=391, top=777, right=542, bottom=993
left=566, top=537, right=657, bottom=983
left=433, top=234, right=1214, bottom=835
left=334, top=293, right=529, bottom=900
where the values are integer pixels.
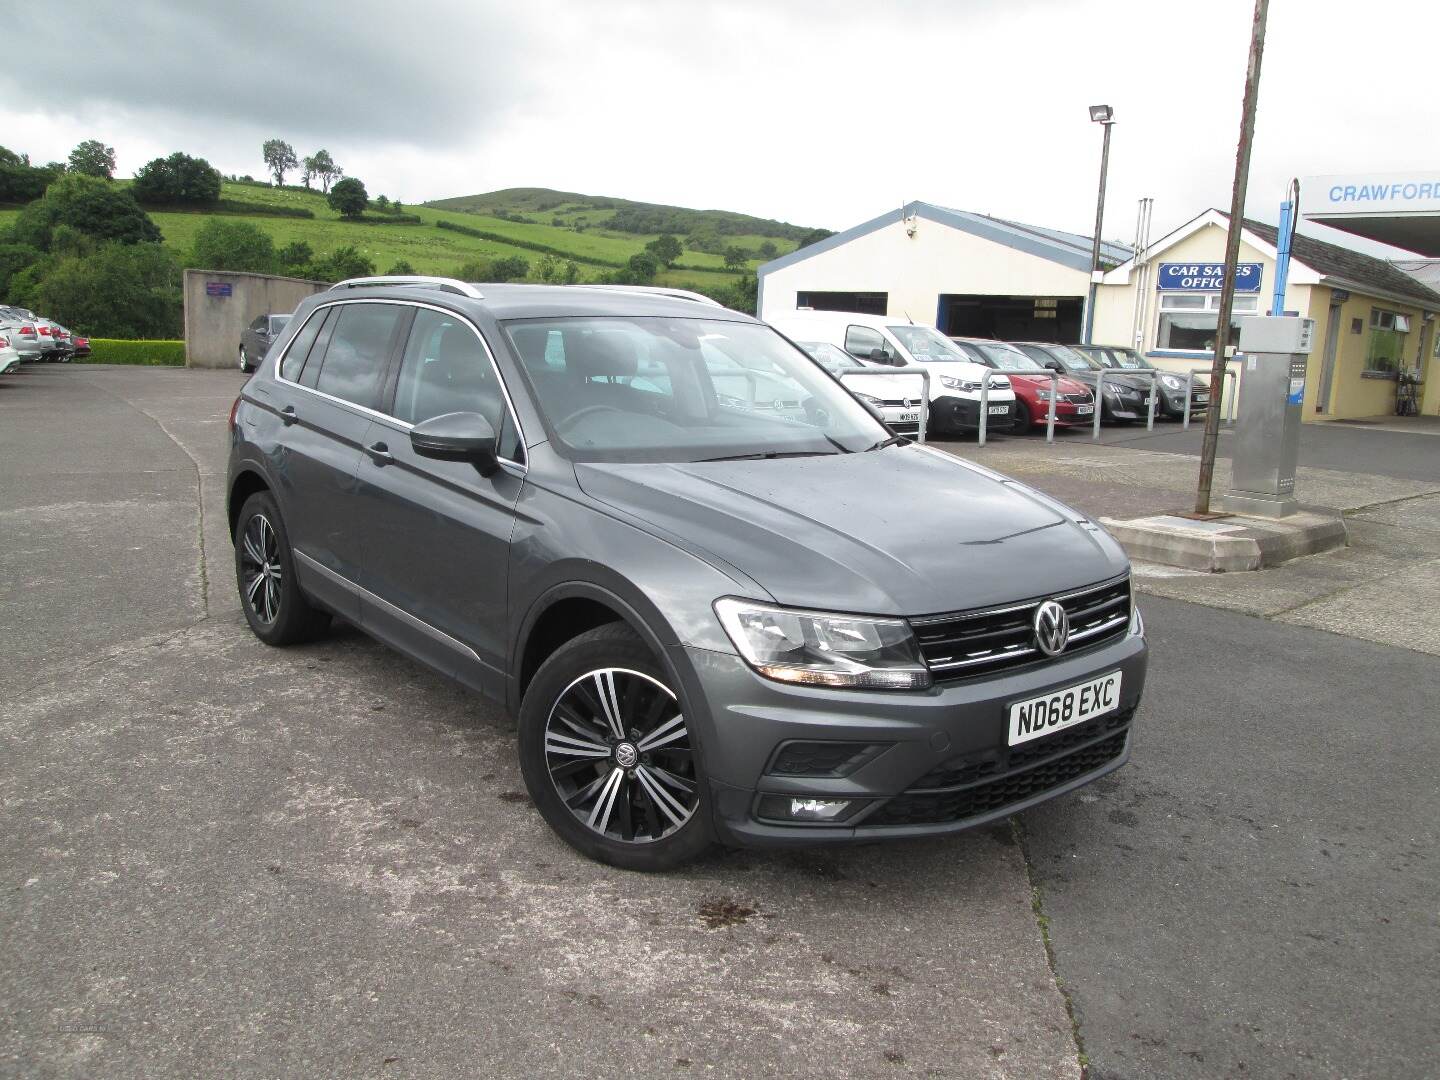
left=1, top=180, right=820, bottom=295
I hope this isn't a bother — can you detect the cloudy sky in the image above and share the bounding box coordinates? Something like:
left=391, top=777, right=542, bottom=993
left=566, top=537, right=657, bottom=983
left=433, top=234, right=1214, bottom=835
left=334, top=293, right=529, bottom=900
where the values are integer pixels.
left=3, top=0, right=1433, bottom=253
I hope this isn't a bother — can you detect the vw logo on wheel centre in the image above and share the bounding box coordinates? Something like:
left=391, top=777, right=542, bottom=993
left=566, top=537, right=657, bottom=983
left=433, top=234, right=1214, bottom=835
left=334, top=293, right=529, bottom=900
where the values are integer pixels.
left=614, top=742, right=639, bottom=768
left=1033, top=599, right=1070, bottom=656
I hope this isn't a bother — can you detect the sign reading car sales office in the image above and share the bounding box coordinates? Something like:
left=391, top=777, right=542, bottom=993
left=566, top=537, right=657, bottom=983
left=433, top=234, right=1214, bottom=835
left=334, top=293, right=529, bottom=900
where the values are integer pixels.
left=1157, top=262, right=1263, bottom=292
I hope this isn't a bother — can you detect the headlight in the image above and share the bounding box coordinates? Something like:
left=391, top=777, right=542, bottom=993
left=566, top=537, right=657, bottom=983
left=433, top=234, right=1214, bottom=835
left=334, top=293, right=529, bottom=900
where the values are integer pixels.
left=1036, top=390, right=1053, bottom=400
left=1104, top=383, right=1121, bottom=396
left=714, top=598, right=931, bottom=690
left=939, top=375, right=982, bottom=392
left=854, top=392, right=884, bottom=406
left=1161, top=375, right=1183, bottom=390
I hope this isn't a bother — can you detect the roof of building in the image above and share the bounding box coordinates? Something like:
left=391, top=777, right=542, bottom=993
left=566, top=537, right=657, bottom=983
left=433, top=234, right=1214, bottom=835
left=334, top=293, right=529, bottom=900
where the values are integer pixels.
left=758, top=201, right=1133, bottom=278
left=1243, top=217, right=1440, bottom=307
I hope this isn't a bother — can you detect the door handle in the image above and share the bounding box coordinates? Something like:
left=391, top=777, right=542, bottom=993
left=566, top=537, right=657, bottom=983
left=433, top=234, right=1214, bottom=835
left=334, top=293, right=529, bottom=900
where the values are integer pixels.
left=366, top=441, right=395, bottom=466
left=280, top=405, right=297, bottom=426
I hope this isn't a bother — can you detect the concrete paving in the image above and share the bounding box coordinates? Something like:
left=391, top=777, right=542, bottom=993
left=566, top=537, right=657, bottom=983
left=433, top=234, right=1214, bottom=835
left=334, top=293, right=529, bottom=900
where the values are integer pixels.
left=4, top=366, right=1438, bottom=1080
left=1, top=365, right=1079, bottom=1079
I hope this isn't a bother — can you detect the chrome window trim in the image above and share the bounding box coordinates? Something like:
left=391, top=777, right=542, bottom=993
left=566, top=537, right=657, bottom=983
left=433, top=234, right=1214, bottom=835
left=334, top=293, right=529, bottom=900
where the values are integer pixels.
left=294, top=551, right=484, bottom=665
left=271, top=297, right=527, bottom=471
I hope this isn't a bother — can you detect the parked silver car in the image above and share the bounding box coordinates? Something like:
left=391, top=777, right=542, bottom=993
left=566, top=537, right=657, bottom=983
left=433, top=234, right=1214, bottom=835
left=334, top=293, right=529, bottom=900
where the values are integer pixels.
left=0, top=306, right=45, bottom=363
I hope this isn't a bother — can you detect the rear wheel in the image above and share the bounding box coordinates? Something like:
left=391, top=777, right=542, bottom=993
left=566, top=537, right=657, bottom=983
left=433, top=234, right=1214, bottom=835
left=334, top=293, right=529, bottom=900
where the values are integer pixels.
left=234, top=491, right=330, bottom=645
left=519, top=623, right=713, bottom=871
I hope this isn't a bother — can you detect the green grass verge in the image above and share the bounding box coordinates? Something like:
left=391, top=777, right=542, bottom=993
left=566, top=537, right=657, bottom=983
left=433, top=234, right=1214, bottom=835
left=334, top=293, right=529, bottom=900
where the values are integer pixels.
left=85, top=339, right=186, bottom=366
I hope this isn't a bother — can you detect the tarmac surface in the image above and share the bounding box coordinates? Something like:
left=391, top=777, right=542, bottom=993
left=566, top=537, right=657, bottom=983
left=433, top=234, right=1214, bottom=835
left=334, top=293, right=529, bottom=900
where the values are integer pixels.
left=2, top=365, right=1437, bottom=1079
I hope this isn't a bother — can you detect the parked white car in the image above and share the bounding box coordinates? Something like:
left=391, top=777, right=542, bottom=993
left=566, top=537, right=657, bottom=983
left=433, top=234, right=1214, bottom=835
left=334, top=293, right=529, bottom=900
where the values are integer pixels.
left=768, top=310, right=1015, bottom=435
left=792, top=340, right=926, bottom=436
left=0, top=334, right=21, bottom=375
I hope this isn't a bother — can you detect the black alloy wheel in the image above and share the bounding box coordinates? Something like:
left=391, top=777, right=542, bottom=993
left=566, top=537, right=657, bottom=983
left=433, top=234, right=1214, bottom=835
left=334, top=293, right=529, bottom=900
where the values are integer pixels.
left=520, top=624, right=713, bottom=870
left=233, top=491, right=330, bottom=646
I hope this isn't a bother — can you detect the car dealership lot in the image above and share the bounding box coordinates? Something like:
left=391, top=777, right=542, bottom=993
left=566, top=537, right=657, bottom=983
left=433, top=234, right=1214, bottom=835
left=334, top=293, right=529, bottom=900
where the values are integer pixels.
left=3, top=366, right=1438, bottom=1079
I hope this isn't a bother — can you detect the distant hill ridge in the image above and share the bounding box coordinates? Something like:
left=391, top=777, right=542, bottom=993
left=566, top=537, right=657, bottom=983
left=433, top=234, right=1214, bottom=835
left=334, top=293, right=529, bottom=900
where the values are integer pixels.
left=425, top=186, right=825, bottom=244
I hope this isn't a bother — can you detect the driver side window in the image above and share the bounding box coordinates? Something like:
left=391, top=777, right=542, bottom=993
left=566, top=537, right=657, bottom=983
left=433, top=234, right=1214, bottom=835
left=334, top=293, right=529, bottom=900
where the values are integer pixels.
left=393, top=309, right=520, bottom=458
left=845, top=325, right=894, bottom=363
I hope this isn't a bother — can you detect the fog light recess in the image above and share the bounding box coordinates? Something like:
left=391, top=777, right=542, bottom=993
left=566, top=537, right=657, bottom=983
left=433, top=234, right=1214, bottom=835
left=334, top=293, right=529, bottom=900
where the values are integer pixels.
left=756, top=795, right=866, bottom=824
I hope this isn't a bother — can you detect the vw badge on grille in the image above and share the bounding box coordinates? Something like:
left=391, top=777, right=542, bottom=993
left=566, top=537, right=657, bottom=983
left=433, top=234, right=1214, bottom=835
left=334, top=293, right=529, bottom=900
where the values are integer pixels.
left=1033, top=600, right=1070, bottom=656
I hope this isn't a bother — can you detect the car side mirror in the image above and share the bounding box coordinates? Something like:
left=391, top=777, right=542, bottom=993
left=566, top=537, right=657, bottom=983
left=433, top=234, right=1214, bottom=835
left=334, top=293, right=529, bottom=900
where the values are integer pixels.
left=1043, top=359, right=1062, bottom=372
left=410, top=411, right=499, bottom=474
left=869, top=348, right=893, bottom=364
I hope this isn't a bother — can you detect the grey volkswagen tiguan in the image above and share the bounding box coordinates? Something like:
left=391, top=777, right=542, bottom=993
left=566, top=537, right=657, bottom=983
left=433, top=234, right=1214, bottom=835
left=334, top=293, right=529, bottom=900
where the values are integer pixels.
left=227, top=277, right=1147, bottom=870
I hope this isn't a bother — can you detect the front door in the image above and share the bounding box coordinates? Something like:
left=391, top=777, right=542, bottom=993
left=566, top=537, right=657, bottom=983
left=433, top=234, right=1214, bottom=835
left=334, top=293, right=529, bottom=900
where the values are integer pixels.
left=1315, top=302, right=1342, bottom=413
left=354, top=306, right=525, bottom=700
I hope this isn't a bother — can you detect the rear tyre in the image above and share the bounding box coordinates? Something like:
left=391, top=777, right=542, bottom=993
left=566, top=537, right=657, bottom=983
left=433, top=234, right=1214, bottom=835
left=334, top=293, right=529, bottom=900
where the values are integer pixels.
left=234, top=491, right=330, bottom=646
left=519, top=623, right=714, bottom=871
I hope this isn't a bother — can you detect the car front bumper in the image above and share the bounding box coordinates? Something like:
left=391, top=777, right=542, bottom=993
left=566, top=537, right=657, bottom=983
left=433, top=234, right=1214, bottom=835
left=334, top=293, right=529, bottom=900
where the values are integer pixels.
left=669, top=616, right=1147, bottom=847
left=932, top=394, right=1015, bottom=432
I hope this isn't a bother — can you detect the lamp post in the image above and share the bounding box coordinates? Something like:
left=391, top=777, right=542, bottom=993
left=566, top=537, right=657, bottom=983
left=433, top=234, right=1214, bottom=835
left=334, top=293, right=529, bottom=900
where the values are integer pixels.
left=1083, top=104, right=1115, bottom=345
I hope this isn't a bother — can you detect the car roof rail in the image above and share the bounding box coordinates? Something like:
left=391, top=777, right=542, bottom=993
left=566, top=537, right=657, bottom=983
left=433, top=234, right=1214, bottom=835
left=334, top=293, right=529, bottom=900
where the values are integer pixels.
left=330, top=276, right=485, bottom=299
left=576, top=284, right=723, bottom=307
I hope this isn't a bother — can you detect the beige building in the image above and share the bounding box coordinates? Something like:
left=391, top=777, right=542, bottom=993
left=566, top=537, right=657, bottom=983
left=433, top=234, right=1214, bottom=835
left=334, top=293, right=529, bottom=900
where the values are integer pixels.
left=1093, top=209, right=1440, bottom=419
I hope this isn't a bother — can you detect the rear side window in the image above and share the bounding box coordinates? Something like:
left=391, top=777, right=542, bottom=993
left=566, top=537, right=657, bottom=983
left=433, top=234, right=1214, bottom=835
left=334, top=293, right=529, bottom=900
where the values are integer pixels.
left=278, top=309, right=326, bottom=382
left=311, top=303, right=405, bottom=410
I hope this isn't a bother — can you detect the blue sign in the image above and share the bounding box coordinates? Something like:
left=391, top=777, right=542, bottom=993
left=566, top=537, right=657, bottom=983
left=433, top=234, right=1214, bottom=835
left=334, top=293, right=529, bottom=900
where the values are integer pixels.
left=206, top=281, right=233, bottom=297
left=1157, top=262, right=1262, bottom=293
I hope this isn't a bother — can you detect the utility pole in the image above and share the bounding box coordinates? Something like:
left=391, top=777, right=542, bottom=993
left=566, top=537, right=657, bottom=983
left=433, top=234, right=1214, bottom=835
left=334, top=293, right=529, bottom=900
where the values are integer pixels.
left=1195, top=0, right=1269, bottom=515
left=1083, top=106, right=1115, bottom=345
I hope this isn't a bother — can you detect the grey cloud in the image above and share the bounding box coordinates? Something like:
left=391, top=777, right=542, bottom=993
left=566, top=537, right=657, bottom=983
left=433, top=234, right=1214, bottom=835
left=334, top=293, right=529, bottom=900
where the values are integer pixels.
left=2, top=0, right=534, bottom=143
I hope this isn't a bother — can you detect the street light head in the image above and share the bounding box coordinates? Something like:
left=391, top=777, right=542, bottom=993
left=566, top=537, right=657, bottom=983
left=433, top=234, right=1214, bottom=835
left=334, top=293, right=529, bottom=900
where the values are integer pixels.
left=1089, top=104, right=1114, bottom=124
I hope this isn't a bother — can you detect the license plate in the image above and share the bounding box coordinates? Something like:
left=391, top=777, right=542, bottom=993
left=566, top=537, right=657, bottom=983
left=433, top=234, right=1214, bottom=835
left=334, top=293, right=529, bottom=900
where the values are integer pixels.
left=896, top=411, right=919, bottom=423
left=1142, top=396, right=1153, bottom=406
left=1009, top=670, right=1122, bottom=746
left=1195, top=394, right=1210, bottom=403
left=988, top=404, right=1009, bottom=414
left=1076, top=404, right=1093, bottom=415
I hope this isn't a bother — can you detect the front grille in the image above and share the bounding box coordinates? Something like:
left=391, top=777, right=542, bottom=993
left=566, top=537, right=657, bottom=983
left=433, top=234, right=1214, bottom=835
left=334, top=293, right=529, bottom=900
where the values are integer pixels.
left=1061, top=392, right=1093, bottom=404
left=865, top=729, right=1129, bottom=827
left=913, top=706, right=1135, bottom=789
left=911, top=576, right=1131, bottom=683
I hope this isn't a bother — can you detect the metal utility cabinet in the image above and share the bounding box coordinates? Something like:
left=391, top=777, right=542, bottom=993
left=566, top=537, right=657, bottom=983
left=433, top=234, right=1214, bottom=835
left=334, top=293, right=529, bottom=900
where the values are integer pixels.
left=1218, top=316, right=1314, bottom=518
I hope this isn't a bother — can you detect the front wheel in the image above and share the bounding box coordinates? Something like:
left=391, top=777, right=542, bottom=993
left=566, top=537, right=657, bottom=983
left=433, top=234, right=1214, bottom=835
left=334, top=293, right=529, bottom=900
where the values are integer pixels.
left=519, top=623, right=714, bottom=871
left=234, top=491, right=330, bottom=645
left=238, top=347, right=251, bottom=373
left=1012, top=397, right=1033, bottom=431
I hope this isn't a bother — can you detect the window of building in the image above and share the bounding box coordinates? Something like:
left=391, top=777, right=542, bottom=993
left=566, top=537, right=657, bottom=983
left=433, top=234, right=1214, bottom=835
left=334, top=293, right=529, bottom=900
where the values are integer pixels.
left=1365, top=308, right=1409, bottom=373
left=797, top=291, right=888, bottom=316
left=1155, top=293, right=1258, bottom=352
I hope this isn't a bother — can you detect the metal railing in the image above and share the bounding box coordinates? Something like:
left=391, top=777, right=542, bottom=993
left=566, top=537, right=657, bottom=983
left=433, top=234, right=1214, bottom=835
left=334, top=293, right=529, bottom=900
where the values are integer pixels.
left=1182, top=364, right=1239, bottom=429
left=1093, top=369, right=1158, bottom=441
left=838, top=367, right=931, bottom=443
left=979, top=370, right=1064, bottom=446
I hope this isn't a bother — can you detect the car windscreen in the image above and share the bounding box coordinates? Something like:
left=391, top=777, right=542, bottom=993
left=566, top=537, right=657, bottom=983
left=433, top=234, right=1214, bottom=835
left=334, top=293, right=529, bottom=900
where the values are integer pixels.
left=797, top=341, right=856, bottom=375
left=887, top=325, right=970, bottom=363
left=1105, top=347, right=1147, bottom=369
left=973, top=342, right=1046, bottom=372
left=1041, top=345, right=1099, bottom=372
left=504, top=317, right=888, bottom=463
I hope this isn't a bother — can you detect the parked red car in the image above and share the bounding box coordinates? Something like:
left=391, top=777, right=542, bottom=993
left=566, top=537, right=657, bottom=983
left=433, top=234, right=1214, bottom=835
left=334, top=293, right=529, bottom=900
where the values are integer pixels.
left=70, top=334, right=91, bottom=359
left=950, top=337, right=1095, bottom=429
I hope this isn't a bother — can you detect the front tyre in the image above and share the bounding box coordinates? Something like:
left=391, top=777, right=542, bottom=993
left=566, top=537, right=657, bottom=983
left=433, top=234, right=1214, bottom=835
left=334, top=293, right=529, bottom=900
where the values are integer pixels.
left=234, top=491, right=330, bottom=645
left=519, top=623, right=714, bottom=871
left=239, top=347, right=252, bottom=373
left=1012, top=397, right=1033, bottom=431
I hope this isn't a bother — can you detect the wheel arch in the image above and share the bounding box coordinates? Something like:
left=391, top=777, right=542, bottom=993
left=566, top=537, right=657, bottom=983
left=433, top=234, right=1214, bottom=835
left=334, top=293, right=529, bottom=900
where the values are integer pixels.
left=227, top=467, right=272, bottom=539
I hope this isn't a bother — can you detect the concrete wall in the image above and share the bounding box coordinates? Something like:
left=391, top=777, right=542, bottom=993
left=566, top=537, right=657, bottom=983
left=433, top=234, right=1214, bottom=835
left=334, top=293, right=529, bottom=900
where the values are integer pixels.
left=758, top=216, right=1091, bottom=325
left=183, top=269, right=328, bottom=370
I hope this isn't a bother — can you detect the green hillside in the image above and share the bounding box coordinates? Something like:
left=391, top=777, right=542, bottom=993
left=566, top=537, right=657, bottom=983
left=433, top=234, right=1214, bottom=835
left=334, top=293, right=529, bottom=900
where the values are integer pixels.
left=44, top=181, right=821, bottom=293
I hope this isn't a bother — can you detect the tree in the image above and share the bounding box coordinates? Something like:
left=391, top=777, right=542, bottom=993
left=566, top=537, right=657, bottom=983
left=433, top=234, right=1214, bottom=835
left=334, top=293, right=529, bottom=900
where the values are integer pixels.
left=644, top=233, right=682, bottom=269
left=537, top=254, right=560, bottom=283
left=277, top=240, right=314, bottom=274
left=386, top=259, right=416, bottom=275
left=0, top=160, right=60, bottom=203
left=0, top=242, right=43, bottom=297
left=626, top=251, right=659, bottom=283
left=374, top=194, right=389, bottom=211
left=28, top=241, right=182, bottom=339
left=303, top=149, right=341, bottom=193
left=131, top=152, right=222, bottom=206
left=455, top=259, right=490, bottom=281
left=561, top=260, right=580, bottom=285
left=67, top=140, right=116, bottom=179
left=0, top=145, right=24, bottom=167
left=795, top=228, right=833, bottom=250
left=489, top=256, right=530, bottom=282
left=189, top=218, right=277, bottom=274
left=722, top=246, right=748, bottom=270
left=307, top=245, right=374, bottom=282
left=261, top=139, right=297, bottom=186
left=392, top=199, right=402, bottom=213
left=11, top=173, right=162, bottom=251
left=327, top=176, right=368, bottom=218
left=758, top=240, right=779, bottom=259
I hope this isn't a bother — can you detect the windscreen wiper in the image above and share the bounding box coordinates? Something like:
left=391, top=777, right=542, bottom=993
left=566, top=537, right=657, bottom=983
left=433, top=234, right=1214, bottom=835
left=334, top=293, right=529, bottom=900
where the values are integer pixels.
left=864, top=435, right=908, bottom=452
left=696, top=450, right=835, bottom=462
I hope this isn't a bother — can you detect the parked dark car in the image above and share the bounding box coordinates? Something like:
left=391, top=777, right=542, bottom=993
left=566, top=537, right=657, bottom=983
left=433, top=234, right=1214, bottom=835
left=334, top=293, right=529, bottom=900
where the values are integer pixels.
left=227, top=277, right=1147, bottom=870
left=239, top=313, right=292, bottom=373
left=949, top=337, right=1096, bottom=430
left=1011, top=342, right=1154, bottom=423
left=70, top=334, right=91, bottom=359
left=1071, top=344, right=1209, bottom=420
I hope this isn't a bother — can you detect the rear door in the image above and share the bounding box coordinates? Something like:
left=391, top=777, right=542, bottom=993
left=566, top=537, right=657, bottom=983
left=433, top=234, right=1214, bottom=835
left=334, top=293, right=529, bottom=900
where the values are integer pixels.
left=269, top=301, right=410, bottom=618
left=352, top=304, right=526, bottom=699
